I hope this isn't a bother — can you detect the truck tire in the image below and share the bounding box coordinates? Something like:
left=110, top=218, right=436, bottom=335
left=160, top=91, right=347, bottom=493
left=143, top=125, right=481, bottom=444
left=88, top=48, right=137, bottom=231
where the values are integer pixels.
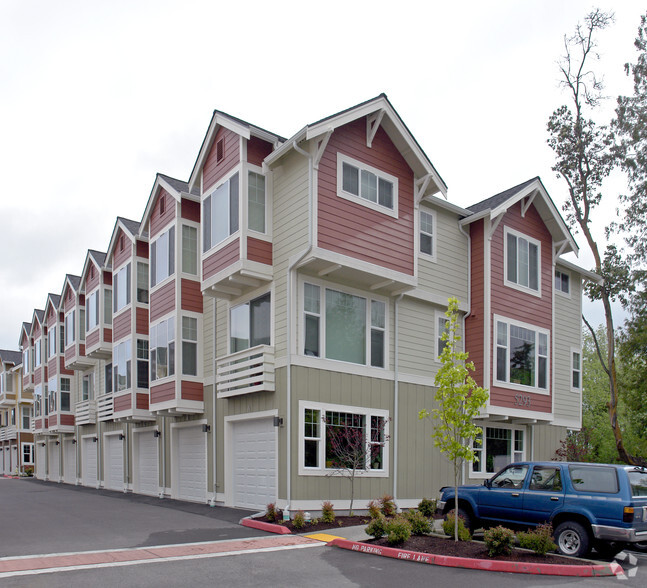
left=554, top=521, right=591, bottom=557
left=444, top=507, right=474, bottom=534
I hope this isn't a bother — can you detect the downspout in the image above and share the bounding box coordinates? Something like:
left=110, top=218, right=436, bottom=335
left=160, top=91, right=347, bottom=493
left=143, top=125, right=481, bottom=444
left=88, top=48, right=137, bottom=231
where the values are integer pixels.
left=393, top=293, right=404, bottom=509
left=159, top=417, right=165, bottom=499
left=210, top=298, right=217, bottom=506
left=285, top=140, right=314, bottom=512
left=458, top=221, right=472, bottom=485
left=124, top=422, right=130, bottom=492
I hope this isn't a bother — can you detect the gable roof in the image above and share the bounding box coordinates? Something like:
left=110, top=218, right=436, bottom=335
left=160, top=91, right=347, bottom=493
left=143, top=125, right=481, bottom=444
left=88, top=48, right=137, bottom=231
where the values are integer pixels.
left=0, top=349, right=22, bottom=367
left=106, top=216, right=143, bottom=264
left=80, top=249, right=108, bottom=290
left=19, top=322, right=31, bottom=347
left=60, top=274, right=82, bottom=302
left=29, top=309, right=45, bottom=336
left=140, top=173, right=200, bottom=233
left=45, top=293, right=61, bottom=316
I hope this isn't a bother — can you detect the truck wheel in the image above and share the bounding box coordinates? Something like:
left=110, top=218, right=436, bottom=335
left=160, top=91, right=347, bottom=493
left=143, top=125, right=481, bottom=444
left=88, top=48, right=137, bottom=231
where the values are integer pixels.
left=444, top=507, right=474, bottom=534
left=554, top=521, right=591, bottom=557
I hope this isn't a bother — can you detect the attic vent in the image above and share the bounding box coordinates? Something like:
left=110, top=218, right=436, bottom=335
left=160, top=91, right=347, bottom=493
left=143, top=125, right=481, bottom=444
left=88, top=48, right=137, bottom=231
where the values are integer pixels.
left=216, top=138, right=224, bottom=163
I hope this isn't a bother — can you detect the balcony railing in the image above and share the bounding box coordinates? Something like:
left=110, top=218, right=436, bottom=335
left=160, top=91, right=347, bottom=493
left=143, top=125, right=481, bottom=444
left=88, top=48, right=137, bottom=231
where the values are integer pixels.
left=216, top=345, right=275, bottom=398
left=75, top=400, right=97, bottom=425
left=0, top=426, right=17, bottom=441
left=97, top=394, right=114, bottom=422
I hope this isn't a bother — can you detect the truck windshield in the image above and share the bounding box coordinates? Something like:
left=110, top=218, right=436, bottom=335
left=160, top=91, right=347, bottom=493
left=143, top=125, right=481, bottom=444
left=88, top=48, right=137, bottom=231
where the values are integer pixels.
left=628, top=470, right=647, bottom=497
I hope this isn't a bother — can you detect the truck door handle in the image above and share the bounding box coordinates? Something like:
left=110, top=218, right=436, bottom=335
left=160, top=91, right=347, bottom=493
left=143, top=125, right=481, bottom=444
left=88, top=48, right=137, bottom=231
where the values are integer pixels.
left=550, top=497, right=559, bottom=501
left=511, top=493, right=520, bottom=497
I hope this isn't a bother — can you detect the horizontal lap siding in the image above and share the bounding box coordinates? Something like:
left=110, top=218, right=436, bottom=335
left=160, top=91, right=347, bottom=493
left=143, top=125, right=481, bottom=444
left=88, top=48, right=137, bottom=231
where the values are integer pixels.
left=136, top=307, right=149, bottom=335
left=181, top=381, right=203, bottom=401
left=398, top=298, right=437, bottom=379
left=203, top=297, right=214, bottom=379
left=113, top=310, right=131, bottom=342
left=136, top=240, right=149, bottom=259
left=150, top=381, right=175, bottom=404
left=85, top=265, right=101, bottom=292
left=136, top=393, right=149, bottom=410
left=48, top=358, right=57, bottom=376
left=59, top=356, right=73, bottom=376
left=203, top=127, right=240, bottom=193
left=113, top=229, right=132, bottom=269
left=103, top=271, right=112, bottom=286
left=65, top=345, right=75, bottom=363
left=114, top=394, right=132, bottom=412
left=64, top=287, right=75, bottom=313
left=60, top=414, right=74, bottom=426
left=104, top=328, right=112, bottom=343
left=150, top=188, right=176, bottom=239
left=34, top=370, right=41, bottom=385
left=86, top=329, right=100, bottom=349
left=247, top=137, right=273, bottom=166
left=466, top=220, right=485, bottom=388
left=49, top=414, right=57, bottom=426
left=181, top=198, right=200, bottom=222
left=181, top=279, right=202, bottom=313
left=247, top=237, right=272, bottom=265
left=150, top=281, right=175, bottom=323
left=203, top=238, right=239, bottom=280
left=317, top=119, right=414, bottom=275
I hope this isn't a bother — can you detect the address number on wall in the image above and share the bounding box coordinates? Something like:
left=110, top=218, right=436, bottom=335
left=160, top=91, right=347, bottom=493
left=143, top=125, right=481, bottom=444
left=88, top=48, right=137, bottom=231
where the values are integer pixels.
left=514, top=394, right=531, bottom=407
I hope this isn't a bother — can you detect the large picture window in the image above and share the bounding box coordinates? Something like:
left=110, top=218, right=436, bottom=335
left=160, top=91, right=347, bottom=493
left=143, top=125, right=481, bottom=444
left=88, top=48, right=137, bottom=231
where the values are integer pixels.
left=113, top=263, right=131, bottom=312
left=86, top=289, right=100, bottom=331
left=151, top=227, right=175, bottom=287
left=203, top=172, right=239, bottom=252
left=113, top=340, right=132, bottom=392
left=495, top=316, right=549, bottom=392
left=65, top=312, right=75, bottom=347
left=337, top=154, right=397, bottom=216
left=505, top=228, right=540, bottom=294
left=150, top=318, right=175, bottom=381
left=230, top=293, right=271, bottom=353
left=472, top=426, right=524, bottom=475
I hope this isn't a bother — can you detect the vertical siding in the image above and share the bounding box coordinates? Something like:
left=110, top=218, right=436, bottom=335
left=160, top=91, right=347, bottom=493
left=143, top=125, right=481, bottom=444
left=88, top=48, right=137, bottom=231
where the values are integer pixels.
left=203, top=127, right=240, bottom=193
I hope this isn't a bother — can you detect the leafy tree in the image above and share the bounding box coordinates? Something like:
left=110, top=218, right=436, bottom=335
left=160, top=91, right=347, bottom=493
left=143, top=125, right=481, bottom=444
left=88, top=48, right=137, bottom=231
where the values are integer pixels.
left=419, top=297, right=488, bottom=541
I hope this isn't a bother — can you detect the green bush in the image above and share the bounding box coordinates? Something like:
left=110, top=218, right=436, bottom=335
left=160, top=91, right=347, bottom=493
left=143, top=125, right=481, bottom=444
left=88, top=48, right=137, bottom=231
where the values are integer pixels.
left=483, top=526, right=515, bottom=557
left=367, top=499, right=381, bottom=519
left=321, top=501, right=335, bottom=523
left=417, top=497, right=437, bottom=518
left=442, top=513, right=471, bottom=541
left=365, top=514, right=388, bottom=539
left=517, top=524, right=557, bottom=556
left=386, top=515, right=412, bottom=545
left=293, top=510, right=306, bottom=529
left=379, top=494, right=396, bottom=517
left=266, top=503, right=278, bottom=522
left=404, top=509, right=431, bottom=535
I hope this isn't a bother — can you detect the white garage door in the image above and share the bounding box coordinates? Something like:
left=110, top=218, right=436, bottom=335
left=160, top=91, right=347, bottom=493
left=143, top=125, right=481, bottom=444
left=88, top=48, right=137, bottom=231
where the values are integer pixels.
left=48, top=442, right=60, bottom=482
left=232, top=418, right=277, bottom=510
left=11, top=446, right=18, bottom=473
left=133, top=431, right=158, bottom=496
left=63, top=440, right=76, bottom=484
left=35, top=443, right=46, bottom=479
left=82, top=438, right=98, bottom=487
left=104, top=435, right=124, bottom=491
left=175, top=426, right=206, bottom=503
left=0, top=448, right=6, bottom=474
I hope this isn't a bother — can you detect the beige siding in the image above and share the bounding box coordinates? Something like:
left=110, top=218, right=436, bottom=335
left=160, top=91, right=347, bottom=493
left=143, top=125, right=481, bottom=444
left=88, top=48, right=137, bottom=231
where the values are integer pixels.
left=203, top=297, right=214, bottom=379
left=532, top=423, right=568, bottom=461
left=398, top=298, right=437, bottom=381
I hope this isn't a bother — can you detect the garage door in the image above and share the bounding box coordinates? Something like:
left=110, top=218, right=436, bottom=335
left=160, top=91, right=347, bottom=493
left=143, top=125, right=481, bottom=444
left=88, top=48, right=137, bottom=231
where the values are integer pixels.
left=35, top=443, right=46, bottom=479
left=82, top=438, right=98, bottom=487
left=133, top=431, right=158, bottom=496
left=175, top=426, right=206, bottom=503
left=104, top=435, right=124, bottom=491
left=0, top=447, right=5, bottom=474
left=63, top=439, right=76, bottom=484
left=11, top=446, right=18, bottom=473
left=48, top=442, right=60, bottom=482
left=232, top=418, right=277, bottom=510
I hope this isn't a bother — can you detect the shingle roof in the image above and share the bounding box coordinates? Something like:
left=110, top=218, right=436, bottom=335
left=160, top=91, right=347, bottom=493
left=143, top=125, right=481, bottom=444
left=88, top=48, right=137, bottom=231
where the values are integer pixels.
left=88, top=249, right=107, bottom=268
left=158, top=173, right=200, bottom=197
left=66, top=274, right=81, bottom=291
left=118, top=217, right=141, bottom=237
left=0, top=349, right=22, bottom=366
left=48, top=293, right=61, bottom=308
left=467, top=177, right=540, bottom=214
left=34, top=310, right=44, bottom=324
left=22, top=322, right=31, bottom=334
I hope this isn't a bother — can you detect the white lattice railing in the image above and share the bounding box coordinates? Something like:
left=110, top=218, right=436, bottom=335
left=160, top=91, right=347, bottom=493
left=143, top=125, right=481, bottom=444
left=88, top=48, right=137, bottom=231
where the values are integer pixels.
left=216, top=345, right=275, bottom=398
left=75, top=400, right=97, bottom=425
left=97, top=394, right=114, bottom=422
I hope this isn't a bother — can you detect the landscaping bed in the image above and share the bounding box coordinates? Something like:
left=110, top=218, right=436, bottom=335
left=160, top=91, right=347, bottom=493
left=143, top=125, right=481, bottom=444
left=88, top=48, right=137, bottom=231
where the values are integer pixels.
left=254, top=514, right=371, bottom=534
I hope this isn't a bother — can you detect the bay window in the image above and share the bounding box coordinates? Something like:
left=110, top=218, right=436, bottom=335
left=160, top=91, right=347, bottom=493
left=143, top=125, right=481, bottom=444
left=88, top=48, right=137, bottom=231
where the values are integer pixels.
left=47, top=326, right=56, bottom=358
left=137, top=262, right=149, bottom=303
left=150, top=317, right=175, bottom=381
left=34, top=384, right=42, bottom=417
left=248, top=171, right=266, bottom=233
left=472, top=426, right=525, bottom=475
left=151, top=227, right=175, bottom=287
left=22, top=349, right=29, bottom=374
left=182, top=225, right=198, bottom=275
left=113, top=340, right=132, bottom=392
left=60, top=377, right=71, bottom=411
left=230, top=293, right=271, bottom=353
left=48, top=377, right=57, bottom=413
left=82, top=373, right=94, bottom=401
left=35, top=339, right=41, bottom=367
left=337, top=153, right=397, bottom=215
left=86, top=289, right=99, bottom=331
left=113, top=263, right=131, bottom=313
left=505, top=228, right=540, bottom=294
left=203, top=172, right=239, bottom=252
left=137, top=340, right=149, bottom=388
left=65, top=312, right=75, bottom=347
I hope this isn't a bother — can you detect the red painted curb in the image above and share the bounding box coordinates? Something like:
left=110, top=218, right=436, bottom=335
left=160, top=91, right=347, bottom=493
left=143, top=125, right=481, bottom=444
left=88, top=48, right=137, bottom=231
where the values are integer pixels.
left=329, top=539, right=624, bottom=577
left=241, top=518, right=292, bottom=535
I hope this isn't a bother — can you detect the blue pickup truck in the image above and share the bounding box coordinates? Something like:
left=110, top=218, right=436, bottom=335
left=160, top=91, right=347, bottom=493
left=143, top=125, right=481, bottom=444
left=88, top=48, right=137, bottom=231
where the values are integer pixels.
left=438, top=461, right=647, bottom=557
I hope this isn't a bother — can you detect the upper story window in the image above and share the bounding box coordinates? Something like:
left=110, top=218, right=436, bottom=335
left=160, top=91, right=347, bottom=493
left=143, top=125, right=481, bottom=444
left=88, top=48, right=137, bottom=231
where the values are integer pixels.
left=1, top=372, right=12, bottom=393
left=571, top=349, right=582, bottom=391
left=182, top=225, right=198, bottom=275
left=150, top=317, right=175, bottom=381
left=495, top=315, right=549, bottom=393
left=83, top=372, right=94, bottom=401
left=420, top=210, right=435, bottom=259
left=35, top=339, right=42, bottom=367
left=23, top=349, right=30, bottom=374
left=137, top=262, right=149, bottom=303
left=182, top=317, right=198, bottom=376
left=22, top=406, right=31, bottom=430
left=303, top=282, right=386, bottom=368
left=435, top=311, right=449, bottom=361
left=555, top=268, right=570, bottom=295
left=47, top=326, right=56, bottom=358
left=137, top=339, right=149, bottom=388
left=65, top=312, right=75, bottom=347
left=203, top=172, right=239, bottom=252
left=86, top=289, right=100, bottom=331
left=230, top=293, right=271, bottom=353
left=113, top=339, right=132, bottom=392
left=337, top=153, right=398, bottom=217
left=151, top=227, right=175, bottom=287
left=114, top=263, right=131, bottom=313
left=248, top=171, right=266, bottom=233
left=505, top=227, right=540, bottom=296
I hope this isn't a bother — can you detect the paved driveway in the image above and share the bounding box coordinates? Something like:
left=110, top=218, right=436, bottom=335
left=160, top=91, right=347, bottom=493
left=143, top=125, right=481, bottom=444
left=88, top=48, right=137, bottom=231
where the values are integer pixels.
left=0, top=477, right=264, bottom=557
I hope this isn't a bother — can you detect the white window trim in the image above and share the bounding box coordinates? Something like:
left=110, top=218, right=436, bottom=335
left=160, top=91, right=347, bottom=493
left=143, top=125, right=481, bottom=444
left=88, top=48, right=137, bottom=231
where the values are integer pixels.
left=86, top=288, right=100, bottom=334
left=469, top=423, right=526, bottom=479
left=493, top=314, right=550, bottom=395
left=555, top=268, right=571, bottom=298
left=113, top=262, right=132, bottom=315
left=246, top=164, right=269, bottom=238
left=180, top=311, right=203, bottom=379
left=419, top=208, right=437, bottom=262
left=64, top=310, right=75, bottom=348
left=150, top=315, right=176, bottom=384
left=571, top=347, right=582, bottom=392
left=202, top=166, right=241, bottom=255
left=336, top=153, right=399, bottom=218
left=21, top=442, right=34, bottom=465
left=226, top=288, right=274, bottom=356
left=503, top=226, right=542, bottom=298
left=434, top=310, right=449, bottom=362
left=180, top=220, right=200, bottom=278
left=150, top=223, right=176, bottom=292
left=298, top=400, right=389, bottom=477
left=300, top=278, right=389, bottom=370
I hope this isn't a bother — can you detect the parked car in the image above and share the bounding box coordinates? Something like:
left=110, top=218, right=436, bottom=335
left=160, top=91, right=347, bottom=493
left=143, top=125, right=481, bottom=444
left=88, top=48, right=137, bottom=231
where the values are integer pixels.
left=438, top=461, right=647, bottom=557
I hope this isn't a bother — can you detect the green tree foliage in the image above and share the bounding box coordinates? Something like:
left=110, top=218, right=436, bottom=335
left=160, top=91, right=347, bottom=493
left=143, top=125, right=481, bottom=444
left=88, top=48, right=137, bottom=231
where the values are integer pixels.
left=419, top=297, right=488, bottom=541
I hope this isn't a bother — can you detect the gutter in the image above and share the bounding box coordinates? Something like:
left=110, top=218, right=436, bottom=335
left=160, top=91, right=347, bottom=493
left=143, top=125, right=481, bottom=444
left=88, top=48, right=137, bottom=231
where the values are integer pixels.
left=393, top=293, right=404, bottom=507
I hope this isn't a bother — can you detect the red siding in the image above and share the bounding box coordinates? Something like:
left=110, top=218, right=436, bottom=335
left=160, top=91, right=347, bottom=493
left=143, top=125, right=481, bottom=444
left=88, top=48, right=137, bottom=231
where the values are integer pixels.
left=60, top=414, right=74, bottom=425
left=103, top=271, right=112, bottom=286
left=181, top=381, right=203, bottom=402
left=113, top=229, right=132, bottom=270
left=247, top=136, right=273, bottom=166
left=85, top=264, right=100, bottom=292
left=64, top=286, right=75, bottom=313
left=113, top=310, right=131, bottom=342
left=136, top=240, right=149, bottom=259
left=150, top=381, right=175, bottom=404
left=114, top=393, right=132, bottom=412
left=104, top=327, right=112, bottom=343
left=60, top=356, right=73, bottom=376
left=466, top=220, right=486, bottom=388
left=86, top=329, right=100, bottom=349
left=181, top=279, right=202, bottom=313
left=136, top=307, right=149, bottom=335
left=317, top=118, right=415, bottom=275
left=181, top=198, right=200, bottom=222
left=203, top=238, right=240, bottom=280
left=49, top=414, right=57, bottom=426
left=79, top=343, right=85, bottom=356
left=136, top=393, right=149, bottom=410
left=247, top=237, right=272, bottom=266
left=65, top=345, right=75, bottom=363
left=47, top=358, right=57, bottom=376
left=34, top=370, right=41, bottom=385
left=150, top=188, right=177, bottom=239
left=150, top=280, right=175, bottom=323
left=203, top=127, right=240, bottom=192
left=34, top=323, right=41, bottom=338
left=35, top=418, right=42, bottom=429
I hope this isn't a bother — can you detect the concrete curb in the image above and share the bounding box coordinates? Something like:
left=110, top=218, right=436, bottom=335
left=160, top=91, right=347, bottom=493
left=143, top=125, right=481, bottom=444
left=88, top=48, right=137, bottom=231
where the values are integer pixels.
left=240, top=518, right=291, bottom=535
left=329, top=538, right=624, bottom=577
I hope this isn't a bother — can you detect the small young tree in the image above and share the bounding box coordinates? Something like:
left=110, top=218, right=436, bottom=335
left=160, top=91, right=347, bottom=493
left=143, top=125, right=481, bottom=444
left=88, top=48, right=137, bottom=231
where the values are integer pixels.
left=324, top=413, right=388, bottom=516
left=419, top=297, right=488, bottom=541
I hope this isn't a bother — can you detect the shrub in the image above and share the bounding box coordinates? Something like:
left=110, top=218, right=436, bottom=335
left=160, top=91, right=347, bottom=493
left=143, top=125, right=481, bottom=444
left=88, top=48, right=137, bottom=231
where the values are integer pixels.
left=386, top=515, right=412, bottom=545
left=404, top=509, right=431, bottom=535
left=321, top=501, right=335, bottom=523
left=266, top=503, right=278, bottom=522
left=442, top=513, right=471, bottom=541
left=417, top=497, right=437, bottom=518
left=483, top=526, right=515, bottom=557
left=517, top=524, right=557, bottom=556
left=367, top=499, right=381, bottom=519
left=365, top=514, right=388, bottom=539
left=293, top=510, right=306, bottom=529
left=379, top=494, right=396, bottom=517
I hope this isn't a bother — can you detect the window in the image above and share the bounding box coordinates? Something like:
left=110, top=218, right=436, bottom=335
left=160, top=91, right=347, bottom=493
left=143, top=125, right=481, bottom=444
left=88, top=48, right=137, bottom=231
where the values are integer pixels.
left=555, top=268, right=570, bottom=295
left=35, top=339, right=41, bottom=367
left=303, top=283, right=386, bottom=368
left=203, top=172, right=239, bottom=252
left=86, top=289, right=99, bottom=331
left=83, top=373, right=94, bottom=401
left=151, top=226, right=175, bottom=287
left=137, top=262, right=149, bottom=303
left=529, top=466, right=562, bottom=491
left=22, top=349, right=29, bottom=374
left=137, top=340, right=148, bottom=388
left=60, top=377, right=71, bottom=411
left=34, top=384, right=42, bottom=417
left=300, top=402, right=388, bottom=474
left=113, top=263, right=131, bottom=313
left=182, top=225, right=198, bottom=275
left=182, top=317, right=198, bottom=376
left=150, top=317, right=175, bottom=381
left=48, top=326, right=57, bottom=359
left=248, top=171, right=266, bottom=233
left=495, top=316, right=549, bottom=391
left=79, top=309, right=85, bottom=341
left=569, top=465, right=619, bottom=493
left=472, top=426, right=525, bottom=475
left=505, top=228, right=540, bottom=294
left=22, top=443, right=34, bottom=465
left=1, top=372, right=12, bottom=393
left=48, top=377, right=57, bottom=413
left=65, top=312, right=75, bottom=347
left=10, top=408, right=15, bottom=425
left=113, top=340, right=132, bottom=392
left=105, top=364, right=112, bottom=394
left=216, top=137, right=224, bottom=163
left=420, top=210, right=435, bottom=258
left=22, top=407, right=31, bottom=430
left=435, top=312, right=449, bottom=361
left=230, top=293, right=271, bottom=353
left=572, top=350, right=581, bottom=390
left=337, top=153, right=397, bottom=215
left=104, top=289, right=112, bottom=324
left=60, top=325, right=65, bottom=355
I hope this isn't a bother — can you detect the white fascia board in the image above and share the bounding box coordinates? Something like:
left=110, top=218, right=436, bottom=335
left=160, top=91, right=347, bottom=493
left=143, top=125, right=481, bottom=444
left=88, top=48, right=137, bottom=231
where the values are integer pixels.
left=422, top=193, right=471, bottom=217
left=555, top=257, right=602, bottom=284
left=459, top=208, right=490, bottom=226
left=139, top=175, right=179, bottom=234
left=263, top=127, right=308, bottom=168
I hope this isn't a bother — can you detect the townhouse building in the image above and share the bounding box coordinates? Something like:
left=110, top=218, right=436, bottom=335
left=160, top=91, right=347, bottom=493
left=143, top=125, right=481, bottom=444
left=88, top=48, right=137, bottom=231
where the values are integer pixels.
left=12, top=94, right=597, bottom=512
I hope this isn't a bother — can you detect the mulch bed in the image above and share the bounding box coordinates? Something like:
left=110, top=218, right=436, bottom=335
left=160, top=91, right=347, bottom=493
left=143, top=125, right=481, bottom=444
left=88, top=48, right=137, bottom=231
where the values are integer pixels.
left=255, top=515, right=372, bottom=534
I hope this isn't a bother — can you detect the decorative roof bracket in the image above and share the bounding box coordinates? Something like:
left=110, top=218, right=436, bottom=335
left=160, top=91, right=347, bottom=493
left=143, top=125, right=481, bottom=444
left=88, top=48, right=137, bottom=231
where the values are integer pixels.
left=313, top=128, right=333, bottom=170
left=414, top=175, right=432, bottom=205
left=487, top=212, right=505, bottom=240
left=521, top=192, right=536, bottom=217
left=367, top=109, right=385, bottom=148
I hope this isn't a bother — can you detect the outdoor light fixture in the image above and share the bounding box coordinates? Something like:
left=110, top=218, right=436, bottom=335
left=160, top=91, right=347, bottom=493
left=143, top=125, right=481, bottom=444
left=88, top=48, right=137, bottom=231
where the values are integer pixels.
left=40, top=442, right=45, bottom=447
left=153, top=430, right=161, bottom=438
left=72, top=439, right=77, bottom=444
left=273, top=416, right=283, bottom=427
left=93, top=437, right=98, bottom=443
left=202, top=424, right=211, bottom=433
left=118, top=434, right=125, bottom=440
left=55, top=441, right=60, bottom=445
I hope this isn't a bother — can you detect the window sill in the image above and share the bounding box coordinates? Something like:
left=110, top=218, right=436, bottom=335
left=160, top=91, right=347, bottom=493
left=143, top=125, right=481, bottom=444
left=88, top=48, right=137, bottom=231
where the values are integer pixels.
left=503, top=280, right=542, bottom=298
left=493, top=381, right=550, bottom=396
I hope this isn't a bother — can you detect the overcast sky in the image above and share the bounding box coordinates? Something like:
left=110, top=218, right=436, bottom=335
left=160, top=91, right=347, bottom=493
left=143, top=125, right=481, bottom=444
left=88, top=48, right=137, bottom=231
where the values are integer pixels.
left=1, top=0, right=643, bottom=351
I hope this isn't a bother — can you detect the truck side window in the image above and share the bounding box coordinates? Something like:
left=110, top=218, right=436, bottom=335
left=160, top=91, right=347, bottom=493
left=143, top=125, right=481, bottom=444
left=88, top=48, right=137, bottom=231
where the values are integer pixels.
left=529, top=466, right=562, bottom=491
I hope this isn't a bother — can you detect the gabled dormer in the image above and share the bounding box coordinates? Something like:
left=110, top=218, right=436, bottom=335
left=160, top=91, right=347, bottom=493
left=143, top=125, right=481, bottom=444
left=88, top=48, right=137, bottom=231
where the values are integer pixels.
left=61, top=274, right=92, bottom=370
left=189, top=111, right=282, bottom=300
left=80, top=249, right=112, bottom=360
left=19, top=322, right=33, bottom=392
